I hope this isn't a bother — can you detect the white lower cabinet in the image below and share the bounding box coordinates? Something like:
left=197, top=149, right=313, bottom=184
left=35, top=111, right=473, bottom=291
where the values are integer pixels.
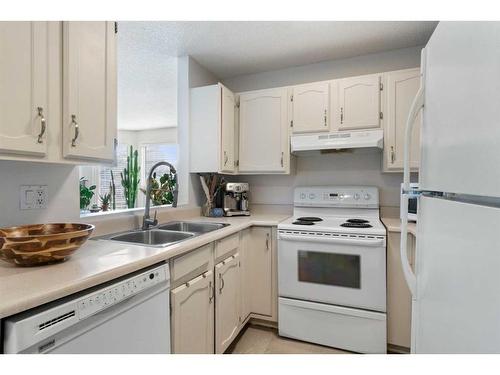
left=215, top=253, right=241, bottom=354
left=170, top=228, right=277, bottom=354
left=171, top=270, right=215, bottom=354
left=387, top=231, right=416, bottom=350
left=244, top=227, right=274, bottom=318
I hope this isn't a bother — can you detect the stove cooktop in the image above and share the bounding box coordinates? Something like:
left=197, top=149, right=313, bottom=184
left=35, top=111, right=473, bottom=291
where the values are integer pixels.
left=280, top=216, right=386, bottom=236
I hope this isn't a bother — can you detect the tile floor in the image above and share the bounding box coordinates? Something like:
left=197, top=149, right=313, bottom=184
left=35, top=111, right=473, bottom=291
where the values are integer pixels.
left=228, top=325, right=351, bottom=354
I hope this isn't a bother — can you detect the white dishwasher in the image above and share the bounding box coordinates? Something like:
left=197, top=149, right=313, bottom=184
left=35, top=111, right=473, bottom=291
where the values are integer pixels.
left=3, top=262, right=171, bottom=354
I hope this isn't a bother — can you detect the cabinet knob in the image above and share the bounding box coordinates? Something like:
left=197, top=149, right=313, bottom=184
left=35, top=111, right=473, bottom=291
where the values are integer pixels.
left=36, top=107, right=46, bottom=144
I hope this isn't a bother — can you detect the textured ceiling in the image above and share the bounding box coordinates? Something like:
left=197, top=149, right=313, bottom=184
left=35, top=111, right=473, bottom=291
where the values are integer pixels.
left=117, top=21, right=438, bottom=130
left=120, top=21, right=437, bottom=79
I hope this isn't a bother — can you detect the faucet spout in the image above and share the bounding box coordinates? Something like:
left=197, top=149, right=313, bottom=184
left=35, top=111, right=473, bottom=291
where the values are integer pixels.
left=142, top=161, right=178, bottom=230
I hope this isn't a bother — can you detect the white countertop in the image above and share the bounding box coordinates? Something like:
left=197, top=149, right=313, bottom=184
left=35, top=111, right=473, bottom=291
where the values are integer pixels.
left=381, top=217, right=417, bottom=236
left=0, top=214, right=289, bottom=319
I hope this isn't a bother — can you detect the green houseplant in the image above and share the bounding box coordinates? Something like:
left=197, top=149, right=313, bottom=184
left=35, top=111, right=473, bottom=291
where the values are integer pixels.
left=141, top=171, right=177, bottom=206
left=100, top=192, right=111, bottom=212
left=121, top=145, right=140, bottom=209
left=79, top=177, right=96, bottom=210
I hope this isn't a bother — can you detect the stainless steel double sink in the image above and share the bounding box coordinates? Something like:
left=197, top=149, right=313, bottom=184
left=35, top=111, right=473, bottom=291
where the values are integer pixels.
left=98, top=221, right=229, bottom=247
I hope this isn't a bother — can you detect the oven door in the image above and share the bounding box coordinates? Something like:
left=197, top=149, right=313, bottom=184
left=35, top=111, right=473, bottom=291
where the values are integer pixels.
left=278, top=231, right=386, bottom=312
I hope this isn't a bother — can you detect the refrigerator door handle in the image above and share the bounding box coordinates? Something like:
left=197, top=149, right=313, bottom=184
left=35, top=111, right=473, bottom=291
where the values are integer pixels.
left=400, top=49, right=426, bottom=296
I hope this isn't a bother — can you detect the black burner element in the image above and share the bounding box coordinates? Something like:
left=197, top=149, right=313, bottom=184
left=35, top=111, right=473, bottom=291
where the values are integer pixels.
left=292, top=220, right=315, bottom=226
left=346, top=218, right=370, bottom=224
left=296, top=217, right=323, bottom=222
left=341, top=222, right=373, bottom=228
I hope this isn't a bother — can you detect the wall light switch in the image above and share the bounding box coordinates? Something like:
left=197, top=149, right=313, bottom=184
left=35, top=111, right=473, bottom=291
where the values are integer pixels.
left=20, top=185, right=48, bottom=210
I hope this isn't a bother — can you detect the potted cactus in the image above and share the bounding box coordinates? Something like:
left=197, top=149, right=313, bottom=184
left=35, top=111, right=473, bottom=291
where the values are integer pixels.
left=120, top=145, right=140, bottom=209
left=100, top=192, right=111, bottom=212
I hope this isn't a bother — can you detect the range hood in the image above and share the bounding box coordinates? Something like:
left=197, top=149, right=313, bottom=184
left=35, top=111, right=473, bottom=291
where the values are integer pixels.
left=291, top=129, right=384, bottom=153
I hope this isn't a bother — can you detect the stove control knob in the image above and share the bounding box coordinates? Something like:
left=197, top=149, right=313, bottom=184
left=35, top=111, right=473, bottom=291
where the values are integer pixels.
left=354, top=193, right=360, bottom=200
left=300, top=193, right=306, bottom=199
left=364, top=193, right=371, bottom=200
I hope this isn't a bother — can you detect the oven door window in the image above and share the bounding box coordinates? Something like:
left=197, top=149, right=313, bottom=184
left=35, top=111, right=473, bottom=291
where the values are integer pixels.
left=297, top=250, right=361, bottom=289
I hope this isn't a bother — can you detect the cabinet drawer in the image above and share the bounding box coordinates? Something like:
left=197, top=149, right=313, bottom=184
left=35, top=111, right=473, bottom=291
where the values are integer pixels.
left=172, top=243, right=213, bottom=284
left=215, top=233, right=239, bottom=261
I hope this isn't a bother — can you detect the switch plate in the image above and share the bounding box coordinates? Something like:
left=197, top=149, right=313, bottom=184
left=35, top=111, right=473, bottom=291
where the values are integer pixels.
left=20, top=185, right=48, bottom=209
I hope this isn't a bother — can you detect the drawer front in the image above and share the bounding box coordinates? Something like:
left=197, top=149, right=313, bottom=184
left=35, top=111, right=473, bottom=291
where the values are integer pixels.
left=215, top=233, right=240, bottom=261
left=172, top=243, right=213, bottom=284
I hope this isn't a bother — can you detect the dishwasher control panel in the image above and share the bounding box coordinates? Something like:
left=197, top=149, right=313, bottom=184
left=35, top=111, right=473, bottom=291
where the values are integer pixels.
left=78, top=264, right=168, bottom=319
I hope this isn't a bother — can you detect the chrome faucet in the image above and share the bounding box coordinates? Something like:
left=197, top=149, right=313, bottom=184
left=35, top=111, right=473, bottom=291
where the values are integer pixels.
left=142, top=161, right=178, bottom=230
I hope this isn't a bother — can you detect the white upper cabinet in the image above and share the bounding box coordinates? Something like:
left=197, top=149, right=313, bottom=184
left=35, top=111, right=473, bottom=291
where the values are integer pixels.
left=238, top=88, right=289, bottom=173
left=190, top=83, right=236, bottom=174
left=0, top=22, right=49, bottom=156
left=220, top=85, right=236, bottom=173
left=62, top=21, right=117, bottom=163
left=333, top=74, right=381, bottom=131
left=291, top=82, right=329, bottom=133
left=383, top=68, right=421, bottom=172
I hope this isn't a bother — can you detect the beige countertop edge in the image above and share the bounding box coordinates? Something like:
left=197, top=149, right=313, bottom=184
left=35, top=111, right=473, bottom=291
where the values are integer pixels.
left=381, top=217, right=417, bottom=236
left=0, top=214, right=289, bottom=320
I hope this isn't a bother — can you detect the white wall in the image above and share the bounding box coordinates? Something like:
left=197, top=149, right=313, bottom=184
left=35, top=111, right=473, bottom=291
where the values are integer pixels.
left=177, top=56, right=219, bottom=207
left=234, top=150, right=412, bottom=208
left=223, top=46, right=422, bottom=92
left=224, top=46, right=423, bottom=208
left=118, top=127, right=178, bottom=150
left=0, top=161, right=79, bottom=227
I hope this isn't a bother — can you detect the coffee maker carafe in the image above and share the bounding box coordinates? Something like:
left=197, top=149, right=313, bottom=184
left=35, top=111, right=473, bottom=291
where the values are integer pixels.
left=223, top=183, right=250, bottom=216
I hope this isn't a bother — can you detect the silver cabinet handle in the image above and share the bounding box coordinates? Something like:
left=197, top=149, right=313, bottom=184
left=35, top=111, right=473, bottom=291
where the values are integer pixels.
left=390, top=146, right=395, bottom=164
left=36, top=107, right=46, bottom=144
left=265, top=232, right=270, bottom=250
left=340, top=107, right=344, bottom=124
left=208, top=281, right=214, bottom=304
left=219, top=273, right=225, bottom=294
left=280, top=152, right=284, bottom=167
left=71, top=115, right=79, bottom=147
left=324, top=109, right=327, bottom=127
left=224, top=151, right=228, bottom=166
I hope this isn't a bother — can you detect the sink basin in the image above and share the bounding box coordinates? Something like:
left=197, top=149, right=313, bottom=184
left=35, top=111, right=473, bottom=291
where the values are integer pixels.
left=157, top=221, right=229, bottom=234
left=109, top=229, right=194, bottom=247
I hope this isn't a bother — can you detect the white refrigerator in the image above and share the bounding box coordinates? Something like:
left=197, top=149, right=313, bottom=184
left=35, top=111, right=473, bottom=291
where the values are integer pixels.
left=400, top=22, right=500, bottom=353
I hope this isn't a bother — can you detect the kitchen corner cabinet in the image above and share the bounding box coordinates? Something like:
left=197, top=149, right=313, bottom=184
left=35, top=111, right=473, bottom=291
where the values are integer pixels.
left=244, top=227, right=275, bottom=318
left=215, top=253, right=241, bottom=354
left=291, top=82, right=330, bottom=133
left=238, top=88, right=290, bottom=173
left=383, top=68, right=421, bottom=172
left=387, top=231, right=416, bottom=351
left=62, top=21, right=117, bottom=163
left=0, top=22, right=49, bottom=156
left=333, top=74, right=381, bottom=131
left=190, top=83, right=236, bottom=174
left=171, top=270, right=215, bottom=354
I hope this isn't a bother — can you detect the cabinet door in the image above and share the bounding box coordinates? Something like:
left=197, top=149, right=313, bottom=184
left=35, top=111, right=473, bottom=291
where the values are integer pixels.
left=220, top=84, right=236, bottom=173
left=238, top=88, right=289, bottom=173
left=292, top=82, right=329, bottom=133
left=386, top=231, right=412, bottom=349
left=247, top=227, right=273, bottom=317
left=384, top=69, right=421, bottom=171
left=0, top=22, right=49, bottom=156
left=335, top=74, right=381, bottom=130
left=215, top=253, right=241, bottom=353
left=62, top=21, right=117, bottom=162
left=171, top=270, right=214, bottom=354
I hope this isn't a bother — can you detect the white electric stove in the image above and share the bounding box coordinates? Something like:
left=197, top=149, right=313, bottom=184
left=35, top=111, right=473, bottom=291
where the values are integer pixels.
left=277, top=186, right=387, bottom=354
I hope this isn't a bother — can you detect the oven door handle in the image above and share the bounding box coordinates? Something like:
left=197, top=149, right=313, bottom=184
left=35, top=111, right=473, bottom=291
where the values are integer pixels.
left=278, top=233, right=384, bottom=247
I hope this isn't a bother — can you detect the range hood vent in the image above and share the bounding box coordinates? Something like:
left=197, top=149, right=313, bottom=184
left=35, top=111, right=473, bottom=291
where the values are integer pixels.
left=291, top=129, right=384, bottom=153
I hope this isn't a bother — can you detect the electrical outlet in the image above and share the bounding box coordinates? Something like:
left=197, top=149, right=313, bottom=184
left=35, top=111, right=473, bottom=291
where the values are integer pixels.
left=20, top=185, right=48, bottom=210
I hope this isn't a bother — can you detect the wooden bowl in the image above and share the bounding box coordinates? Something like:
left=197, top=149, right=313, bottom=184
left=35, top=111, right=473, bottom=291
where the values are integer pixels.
left=0, top=223, right=94, bottom=267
